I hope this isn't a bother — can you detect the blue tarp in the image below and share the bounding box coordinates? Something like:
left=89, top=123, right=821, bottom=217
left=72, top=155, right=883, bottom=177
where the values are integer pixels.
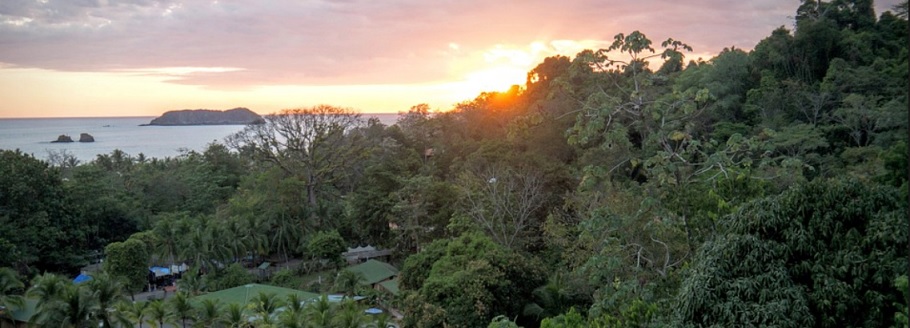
left=73, top=273, right=92, bottom=284
left=150, top=266, right=171, bottom=277
left=364, top=308, right=383, bottom=315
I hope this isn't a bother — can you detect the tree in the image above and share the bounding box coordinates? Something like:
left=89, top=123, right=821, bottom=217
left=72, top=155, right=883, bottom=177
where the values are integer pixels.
left=221, top=303, right=247, bottom=328
left=87, top=272, right=126, bottom=327
left=114, top=300, right=149, bottom=328
left=30, top=282, right=99, bottom=328
left=674, top=178, right=908, bottom=327
left=227, top=105, right=367, bottom=227
left=305, top=230, right=346, bottom=263
left=305, top=295, right=335, bottom=328
left=456, top=164, right=545, bottom=249
left=104, top=238, right=150, bottom=299
left=0, top=150, right=82, bottom=273
left=193, top=298, right=223, bottom=328
left=169, top=292, right=195, bottom=328
left=0, top=268, right=24, bottom=322
left=401, top=233, right=546, bottom=327
left=333, top=300, right=366, bottom=328
left=335, top=270, right=366, bottom=296
left=144, top=299, right=173, bottom=328
left=26, top=273, right=68, bottom=305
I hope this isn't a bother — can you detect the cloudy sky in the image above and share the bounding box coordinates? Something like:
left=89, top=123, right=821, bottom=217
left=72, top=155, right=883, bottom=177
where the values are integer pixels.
left=0, top=0, right=900, bottom=117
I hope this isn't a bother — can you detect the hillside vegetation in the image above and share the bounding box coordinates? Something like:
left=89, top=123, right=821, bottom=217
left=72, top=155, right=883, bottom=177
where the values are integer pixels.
left=0, top=1, right=907, bottom=327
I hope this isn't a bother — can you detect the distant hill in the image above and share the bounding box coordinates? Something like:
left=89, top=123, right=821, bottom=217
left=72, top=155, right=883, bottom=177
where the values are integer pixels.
left=146, top=108, right=263, bottom=126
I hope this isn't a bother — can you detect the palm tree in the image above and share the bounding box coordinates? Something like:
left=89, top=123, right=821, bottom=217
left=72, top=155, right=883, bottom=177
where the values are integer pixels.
left=250, top=292, right=283, bottom=324
left=169, top=291, right=195, bottom=328
left=87, top=272, right=127, bottom=327
left=270, top=212, right=302, bottom=266
left=177, top=268, right=206, bottom=296
left=152, top=213, right=186, bottom=267
left=222, top=302, right=248, bottom=328
left=276, top=294, right=305, bottom=328
left=223, top=219, right=248, bottom=262
left=240, top=214, right=270, bottom=262
left=368, top=313, right=394, bottom=328
left=145, top=299, right=173, bottom=328
left=334, top=270, right=366, bottom=296
left=31, top=283, right=100, bottom=328
left=0, top=268, right=24, bottom=322
left=304, top=295, right=334, bottom=328
left=194, top=298, right=224, bottom=328
left=26, top=273, right=67, bottom=305
left=332, top=299, right=365, bottom=328
left=523, top=272, right=575, bottom=321
left=113, top=300, right=149, bottom=328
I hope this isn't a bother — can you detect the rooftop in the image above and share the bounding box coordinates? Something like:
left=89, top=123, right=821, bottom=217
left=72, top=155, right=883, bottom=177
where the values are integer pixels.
left=193, top=283, right=320, bottom=307
left=345, top=259, right=398, bottom=285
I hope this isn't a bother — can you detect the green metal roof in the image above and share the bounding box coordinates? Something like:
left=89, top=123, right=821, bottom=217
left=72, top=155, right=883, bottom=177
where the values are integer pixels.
left=378, top=279, right=400, bottom=295
left=345, top=260, right=398, bottom=285
left=193, top=283, right=319, bottom=307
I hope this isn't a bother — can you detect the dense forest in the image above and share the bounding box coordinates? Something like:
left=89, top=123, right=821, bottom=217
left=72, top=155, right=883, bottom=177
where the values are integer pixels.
left=1, top=1, right=907, bottom=327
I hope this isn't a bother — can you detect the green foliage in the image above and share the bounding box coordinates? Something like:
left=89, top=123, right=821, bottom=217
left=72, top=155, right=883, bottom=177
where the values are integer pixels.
left=0, top=267, right=24, bottom=320
left=104, top=237, right=150, bottom=295
left=306, top=229, right=347, bottom=262
left=1, top=3, right=906, bottom=327
left=674, top=178, right=908, bottom=327
left=489, top=315, right=523, bottom=328
left=540, top=307, right=586, bottom=328
left=896, top=275, right=909, bottom=328
left=204, top=263, right=254, bottom=291
left=0, top=150, right=84, bottom=273
left=401, top=233, right=546, bottom=327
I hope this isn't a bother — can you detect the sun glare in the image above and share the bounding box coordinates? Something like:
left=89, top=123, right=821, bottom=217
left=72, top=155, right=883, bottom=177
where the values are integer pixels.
left=446, top=40, right=603, bottom=100
left=465, top=66, right=527, bottom=96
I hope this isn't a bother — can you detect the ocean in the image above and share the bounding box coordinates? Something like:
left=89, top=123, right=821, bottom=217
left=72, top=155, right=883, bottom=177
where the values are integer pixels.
left=0, top=114, right=399, bottom=163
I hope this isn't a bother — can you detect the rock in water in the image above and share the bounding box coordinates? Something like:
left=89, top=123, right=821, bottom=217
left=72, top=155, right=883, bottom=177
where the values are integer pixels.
left=79, top=133, right=94, bottom=142
left=146, top=107, right=264, bottom=126
left=52, top=134, right=74, bottom=143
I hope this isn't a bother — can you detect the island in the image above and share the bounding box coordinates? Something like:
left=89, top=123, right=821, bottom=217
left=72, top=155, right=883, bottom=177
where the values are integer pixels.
left=144, top=107, right=264, bottom=126
left=51, top=134, right=74, bottom=143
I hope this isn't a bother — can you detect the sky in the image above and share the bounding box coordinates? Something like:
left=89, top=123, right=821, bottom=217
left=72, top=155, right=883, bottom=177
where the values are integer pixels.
left=0, top=0, right=901, bottom=118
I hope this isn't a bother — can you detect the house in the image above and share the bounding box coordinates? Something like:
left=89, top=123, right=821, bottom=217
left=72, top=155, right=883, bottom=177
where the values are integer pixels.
left=341, top=245, right=392, bottom=264
left=344, top=259, right=398, bottom=290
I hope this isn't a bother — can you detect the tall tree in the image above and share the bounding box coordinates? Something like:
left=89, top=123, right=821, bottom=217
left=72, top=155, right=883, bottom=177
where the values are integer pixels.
left=87, top=272, right=126, bottom=327
left=457, top=164, right=545, bottom=249
left=0, top=150, right=82, bottom=273
left=104, top=238, right=150, bottom=300
left=227, top=105, right=367, bottom=227
left=168, top=292, right=195, bottom=328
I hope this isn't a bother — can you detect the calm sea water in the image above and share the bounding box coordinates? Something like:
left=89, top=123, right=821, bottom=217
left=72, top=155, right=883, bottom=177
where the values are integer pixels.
left=0, top=114, right=399, bottom=162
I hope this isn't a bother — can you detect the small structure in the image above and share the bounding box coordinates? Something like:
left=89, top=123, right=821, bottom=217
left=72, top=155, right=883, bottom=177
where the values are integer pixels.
left=344, top=259, right=398, bottom=290
left=342, top=245, right=392, bottom=264
left=148, top=264, right=188, bottom=291
left=257, top=261, right=272, bottom=279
